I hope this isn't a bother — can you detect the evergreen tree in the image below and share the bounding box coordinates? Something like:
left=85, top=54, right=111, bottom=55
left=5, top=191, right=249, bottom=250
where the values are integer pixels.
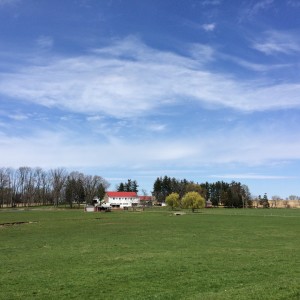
left=117, top=182, right=125, bottom=192
left=152, top=177, right=163, bottom=202
left=117, top=179, right=138, bottom=193
left=261, top=193, right=270, bottom=208
left=132, top=180, right=139, bottom=193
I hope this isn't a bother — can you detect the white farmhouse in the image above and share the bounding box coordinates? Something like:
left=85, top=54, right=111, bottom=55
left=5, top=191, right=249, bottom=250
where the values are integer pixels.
left=104, top=192, right=140, bottom=208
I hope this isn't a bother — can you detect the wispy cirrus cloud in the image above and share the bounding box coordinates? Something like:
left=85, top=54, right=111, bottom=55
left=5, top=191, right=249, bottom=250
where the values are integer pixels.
left=202, top=23, right=216, bottom=32
left=241, top=0, right=274, bottom=19
left=0, top=36, right=300, bottom=121
left=201, top=0, right=222, bottom=6
left=8, top=113, right=28, bottom=121
left=86, top=115, right=103, bottom=122
left=0, top=129, right=197, bottom=169
left=36, top=36, right=54, bottom=49
left=209, top=174, right=295, bottom=180
left=0, top=0, right=20, bottom=6
left=250, top=0, right=274, bottom=14
left=252, top=30, right=300, bottom=55
left=287, top=0, right=300, bottom=8
left=221, top=54, right=291, bottom=71
left=189, top=43, right=215, bottom=62
left=1, top=120, right=300, bottom=170
left=147, top=123, right=167, bottom=132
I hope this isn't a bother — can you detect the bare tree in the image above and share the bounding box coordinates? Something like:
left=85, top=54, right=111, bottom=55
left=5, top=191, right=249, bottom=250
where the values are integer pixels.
left=241, top=184, right=252, bottom=208
left=50, top=168, right=68, bottom=207
left=0, top=168, right=9, bottom=208
left=84, top=175, right=110, bottom=204
left=0, top=166, right=111, bottom=208
left=271, top=195, right=281, bottom=208
left=33, top=167, right=51, bottom=205
left=16, top=167, right=36, bottom=207
left=66, top=171, right=85, bottom=208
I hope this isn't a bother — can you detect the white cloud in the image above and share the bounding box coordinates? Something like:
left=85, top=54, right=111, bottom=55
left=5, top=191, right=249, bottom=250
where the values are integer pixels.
left=209, top=174, right=296, bottom=180
left=287, top=0, right=300, bottom=8
left=0, top=130, right=198, bottom=169
left=0, top=36, right=300, bottom=120
left=36, top=36, right=54, bottom=49
left=1, top=121, right=300, bottom=171
left=86, top=115, right=103, bottom=122
left=221, top=54, right=291, bottom=71
left=251, top=0, right=274, bottom=13
left=253, top=30, right=300, bottom=55
left=241, top=0, right=274, bottom=19
left=8, top=113, right=28, bottom=121
left=202, top=23, right=216, bottom=32
left=201, top=0, right=222, bottom=6
left=189, top=44, right=215, bottom=62
left=147, top=123, right=166, bottom=132
left=0, top=0, right=20, bottom=6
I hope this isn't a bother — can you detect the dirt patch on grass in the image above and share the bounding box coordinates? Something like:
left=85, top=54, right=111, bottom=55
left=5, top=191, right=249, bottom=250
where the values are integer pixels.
left=0, top=221, right=38, bottom=227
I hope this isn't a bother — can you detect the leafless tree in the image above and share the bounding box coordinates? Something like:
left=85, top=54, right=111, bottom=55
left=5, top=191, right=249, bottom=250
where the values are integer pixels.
left=84, top=175, right=110, bottom=204
left=0, top=168, right=10, bottom=208
left=271, top=195, right=281, bottom=208
left=50, top=168, right=68, bottom=207
left=16, top=167, right=36, bottom=207
left=0, top=166, right=111, bottom=208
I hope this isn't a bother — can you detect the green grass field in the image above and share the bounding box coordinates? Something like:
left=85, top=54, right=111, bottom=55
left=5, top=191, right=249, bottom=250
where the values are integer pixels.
left=0, top=208, right=299, bottom=299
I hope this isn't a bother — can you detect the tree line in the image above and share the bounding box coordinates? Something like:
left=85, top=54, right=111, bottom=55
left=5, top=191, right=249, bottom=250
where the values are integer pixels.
left=152, top=176, right=252, bottom=208
left=2, top=168, right=291, bottom=209
left=0, top=167, right=109, bottom=208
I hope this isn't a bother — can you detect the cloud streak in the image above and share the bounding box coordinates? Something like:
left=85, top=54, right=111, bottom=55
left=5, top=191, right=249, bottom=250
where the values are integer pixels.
left=0, top=37, right=300, bottom=120
left=241, top=0, right=274, bottom=20
left=1, top=120, right=300, bottom=170
left=36, top=36, right=54, bottom=49
left=209, top=174, right=296, bottom=180
left=252, top=30, right=300, bottom=55
left=202, top=23, right=216, bottom=32
left=0, top=0, right=20, bottom=6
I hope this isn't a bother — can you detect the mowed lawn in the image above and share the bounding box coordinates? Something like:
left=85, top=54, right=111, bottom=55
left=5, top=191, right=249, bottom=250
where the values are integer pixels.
left=0, top=208, right=299, bottom=300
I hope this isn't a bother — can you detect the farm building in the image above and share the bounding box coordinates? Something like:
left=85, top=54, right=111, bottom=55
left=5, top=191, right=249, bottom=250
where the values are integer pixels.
left=252, top=199, right=300, bottom=209
left=138, top=196, right=153, bottom=207
left=103, top=191, right=140, bottom=208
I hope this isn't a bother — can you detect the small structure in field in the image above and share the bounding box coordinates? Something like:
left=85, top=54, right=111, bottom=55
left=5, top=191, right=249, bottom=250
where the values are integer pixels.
left=173, top=212, right=186, bottom=216
left=85, top=205, right=96, bottom=212
left=206, top=200, right=212, bottom=208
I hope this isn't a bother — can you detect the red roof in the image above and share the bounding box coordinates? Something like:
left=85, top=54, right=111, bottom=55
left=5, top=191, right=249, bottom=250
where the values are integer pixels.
left=139, top=196, right=152, bottom=201
left=106, top=192, right=138, bottom=197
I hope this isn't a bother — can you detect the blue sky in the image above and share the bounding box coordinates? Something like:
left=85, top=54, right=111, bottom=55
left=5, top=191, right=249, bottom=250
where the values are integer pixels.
left=0, top=0, right=299, bottom=198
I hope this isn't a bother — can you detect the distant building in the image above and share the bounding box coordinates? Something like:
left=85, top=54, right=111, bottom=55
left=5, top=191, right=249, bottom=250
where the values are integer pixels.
left=139, top=196, right=153, bottom=207
left=104, top=191, right=139, bottom=208
left=206, top=200, right=212, bottom=208
left=252, top=199, right=300, bottom=208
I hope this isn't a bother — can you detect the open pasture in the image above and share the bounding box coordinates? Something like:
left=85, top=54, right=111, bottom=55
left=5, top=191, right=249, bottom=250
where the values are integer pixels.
left=0, top=208, right=299, bottom=299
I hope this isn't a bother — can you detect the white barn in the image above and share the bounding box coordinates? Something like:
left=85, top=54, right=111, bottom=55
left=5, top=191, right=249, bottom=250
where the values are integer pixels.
left=104, top=192, right=139, bottom=208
